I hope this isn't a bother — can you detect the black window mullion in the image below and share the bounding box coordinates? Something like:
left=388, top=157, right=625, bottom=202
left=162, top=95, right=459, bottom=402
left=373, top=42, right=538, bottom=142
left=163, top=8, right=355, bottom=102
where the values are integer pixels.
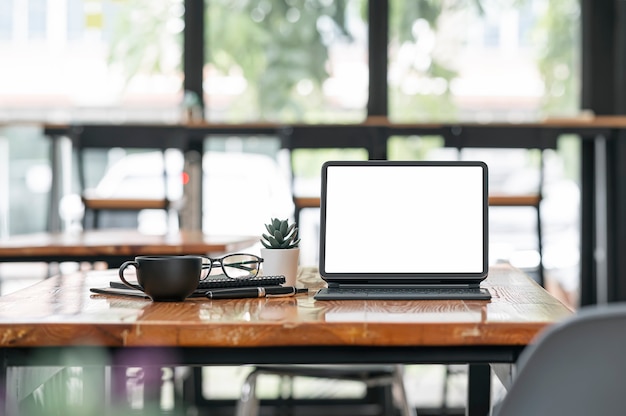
left=184, top=0, right=205, bottom=116
left=581, top=0, right=614, bottom=114
left=367, top=0, right=388, bottom=118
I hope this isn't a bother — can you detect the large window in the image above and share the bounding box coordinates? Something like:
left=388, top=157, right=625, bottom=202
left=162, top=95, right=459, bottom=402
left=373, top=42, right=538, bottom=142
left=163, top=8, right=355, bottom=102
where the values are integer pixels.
left=0, top=0, right=583, bottom=123
left=204, top=0, right=368, bottom=122
left=0, top=0, right=183, bottom=123
left=0, top=0, right=583, bottom=306
left=388, top=0, right=581, bottom=122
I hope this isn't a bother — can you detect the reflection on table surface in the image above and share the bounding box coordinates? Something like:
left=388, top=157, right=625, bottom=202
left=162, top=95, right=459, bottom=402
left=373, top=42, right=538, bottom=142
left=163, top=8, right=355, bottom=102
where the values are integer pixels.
left=0, top=263, right=572, bottom=348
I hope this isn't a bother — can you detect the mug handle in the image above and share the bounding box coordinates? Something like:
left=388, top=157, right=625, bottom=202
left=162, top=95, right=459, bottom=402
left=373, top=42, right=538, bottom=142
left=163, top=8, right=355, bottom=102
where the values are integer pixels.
left=119, top=261, right=143, bottom=290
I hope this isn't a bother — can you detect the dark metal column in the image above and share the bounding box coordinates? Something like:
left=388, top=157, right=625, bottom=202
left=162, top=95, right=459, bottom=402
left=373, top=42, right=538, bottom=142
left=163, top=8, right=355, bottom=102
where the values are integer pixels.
left=367, top=0, right=388, bottom=117
left=367, top=1, right=389, bottom=159
left=609, top=0, right=626, bottom=301
left=606, top=131, right=626, bottom=302
left=183, top=0, right=205, bottom=229
left=184, top=0, right=205, bottom=112
left=615, top=0, right=626, bottom=113
left=47, top=136, right=64, bottom=232
left=579, top=139, right=597, bottom=306
left=581, top=0, right=615, bottom=115
left=580, top=0, right=626, bottom=304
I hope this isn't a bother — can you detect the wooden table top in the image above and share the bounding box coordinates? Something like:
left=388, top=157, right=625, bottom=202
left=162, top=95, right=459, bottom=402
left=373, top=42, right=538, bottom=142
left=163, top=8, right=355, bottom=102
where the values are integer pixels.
left=0, top=263, right=572, bottom=349
left=42, top=115, right=626, bottom=131
left=0, top=229, right=258, bottom=260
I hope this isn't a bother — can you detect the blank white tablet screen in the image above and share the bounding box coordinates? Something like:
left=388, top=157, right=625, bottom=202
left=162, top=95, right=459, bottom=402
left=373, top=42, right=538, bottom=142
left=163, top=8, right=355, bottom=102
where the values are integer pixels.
left=323, top=164, right=485, bottom=274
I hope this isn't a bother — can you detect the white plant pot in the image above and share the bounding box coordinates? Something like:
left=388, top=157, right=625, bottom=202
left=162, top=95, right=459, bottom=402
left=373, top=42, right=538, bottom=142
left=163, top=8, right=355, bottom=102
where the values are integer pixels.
left=260, top=247, right=300, bottom=287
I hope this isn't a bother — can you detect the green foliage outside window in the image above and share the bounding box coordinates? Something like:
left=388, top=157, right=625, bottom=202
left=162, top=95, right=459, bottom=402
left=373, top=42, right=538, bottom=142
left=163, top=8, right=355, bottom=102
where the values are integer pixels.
left=206, top=0, right=351, bottom=121
left=106, top=0, right=581, bottom=178
left=533, top=0, right=580, bottom=115
left=108, top=0, right=580, bottom=123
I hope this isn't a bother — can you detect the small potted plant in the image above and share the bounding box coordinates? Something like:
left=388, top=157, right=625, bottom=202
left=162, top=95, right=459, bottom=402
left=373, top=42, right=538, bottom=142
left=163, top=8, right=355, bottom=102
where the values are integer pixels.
left=260, top=218, right=301, bottom=286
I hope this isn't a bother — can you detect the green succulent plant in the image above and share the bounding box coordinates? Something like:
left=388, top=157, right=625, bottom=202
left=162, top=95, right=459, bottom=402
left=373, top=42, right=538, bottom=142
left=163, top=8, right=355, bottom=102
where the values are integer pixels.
left=261, top=218, right=300, bottom=249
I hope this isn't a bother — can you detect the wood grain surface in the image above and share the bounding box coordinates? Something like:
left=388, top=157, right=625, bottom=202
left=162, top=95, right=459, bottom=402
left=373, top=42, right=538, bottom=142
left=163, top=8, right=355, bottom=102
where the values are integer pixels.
left=0, top=263, right=572, bottom=349
left=0, top=229, right=258, bottom=258
left=295, top=195, right=542, bottom=209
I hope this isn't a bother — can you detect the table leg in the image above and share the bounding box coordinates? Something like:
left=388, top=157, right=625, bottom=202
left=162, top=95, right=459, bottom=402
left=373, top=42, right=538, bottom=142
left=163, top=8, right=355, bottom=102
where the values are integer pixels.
left=110, top=366, right=129, bottom=407
left=580, top=137, right=596, bottom=306
left=490, top=363, right=514, bottom=391
left=0, top=135, right=8, bottom=239
left=593, top=137, right=609, bottom=304
left=467, top=364, right=491, bottom=416
left=80, top=366, right=107, bottom=411
left=48, top=135, right=68, bottom=233
left=1, top=355, right=8, bottom=416
left=181, top=150, right=202, bottom=231
left=142, top=366, right=163, bottom=412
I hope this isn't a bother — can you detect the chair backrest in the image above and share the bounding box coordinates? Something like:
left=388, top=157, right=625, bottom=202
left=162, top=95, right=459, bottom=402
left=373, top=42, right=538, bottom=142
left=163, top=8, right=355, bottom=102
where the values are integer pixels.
left=71, top=125, right=187, bottom=230
left=494, top=303, right=626, bottom=416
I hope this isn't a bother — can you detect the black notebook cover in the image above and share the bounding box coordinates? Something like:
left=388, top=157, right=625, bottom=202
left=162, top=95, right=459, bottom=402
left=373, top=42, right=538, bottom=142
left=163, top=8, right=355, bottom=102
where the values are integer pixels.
left=110, top=274, right=285, bottom=291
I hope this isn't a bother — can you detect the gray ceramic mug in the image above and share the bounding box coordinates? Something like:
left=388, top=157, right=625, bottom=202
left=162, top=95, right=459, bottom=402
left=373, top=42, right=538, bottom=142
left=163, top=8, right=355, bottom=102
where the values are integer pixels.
left=118, top=255, right=207, bottom=301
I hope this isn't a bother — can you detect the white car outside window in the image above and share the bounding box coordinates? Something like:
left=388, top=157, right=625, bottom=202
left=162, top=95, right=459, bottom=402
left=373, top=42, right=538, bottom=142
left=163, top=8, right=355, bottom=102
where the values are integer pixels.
left=82, top=150, right=295, bottom=237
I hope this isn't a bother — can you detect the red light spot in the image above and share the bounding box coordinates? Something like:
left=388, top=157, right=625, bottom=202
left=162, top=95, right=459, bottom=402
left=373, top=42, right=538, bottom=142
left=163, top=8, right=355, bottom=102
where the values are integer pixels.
left=182, top=172, right=190, bottom=185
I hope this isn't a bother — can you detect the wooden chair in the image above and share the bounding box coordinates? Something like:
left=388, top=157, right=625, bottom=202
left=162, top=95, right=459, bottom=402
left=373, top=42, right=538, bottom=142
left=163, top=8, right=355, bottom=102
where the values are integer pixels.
left=442, top=125, right=555, bottom=286
left=459, top=147, right=546, bottom=285
left=71, top=125, right=186, bottom=230
left=229, top=129, right=411, bottom=416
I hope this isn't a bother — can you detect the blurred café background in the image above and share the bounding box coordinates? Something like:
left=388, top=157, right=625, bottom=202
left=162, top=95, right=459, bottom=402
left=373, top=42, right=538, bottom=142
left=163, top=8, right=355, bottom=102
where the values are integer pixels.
left=0, top=0, right=583, bottom=304
left=1, top=0, right=623, bottom=412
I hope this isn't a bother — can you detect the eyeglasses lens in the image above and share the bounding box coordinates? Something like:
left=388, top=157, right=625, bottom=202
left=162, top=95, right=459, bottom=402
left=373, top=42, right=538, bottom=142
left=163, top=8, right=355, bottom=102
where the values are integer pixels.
left=222, top=254, right=261, bottom=279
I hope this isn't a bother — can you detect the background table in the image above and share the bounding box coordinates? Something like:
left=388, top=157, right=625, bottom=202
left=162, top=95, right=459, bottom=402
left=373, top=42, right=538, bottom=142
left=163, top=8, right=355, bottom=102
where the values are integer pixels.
left=0, top=262, right=572, bottom=415
left=44, top=117, right=626, bottom=304
left=0, top=229, right=258, bottom=267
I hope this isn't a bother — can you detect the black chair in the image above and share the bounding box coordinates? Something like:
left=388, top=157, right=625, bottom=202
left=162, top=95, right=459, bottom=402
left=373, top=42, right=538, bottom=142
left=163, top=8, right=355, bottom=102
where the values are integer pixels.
left=235, top=364, right=416, bottom=416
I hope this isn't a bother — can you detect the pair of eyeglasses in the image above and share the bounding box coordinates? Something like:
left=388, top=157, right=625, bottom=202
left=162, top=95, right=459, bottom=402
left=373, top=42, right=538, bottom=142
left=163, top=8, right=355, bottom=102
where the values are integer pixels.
left=201, top=253, right=263, bottom=279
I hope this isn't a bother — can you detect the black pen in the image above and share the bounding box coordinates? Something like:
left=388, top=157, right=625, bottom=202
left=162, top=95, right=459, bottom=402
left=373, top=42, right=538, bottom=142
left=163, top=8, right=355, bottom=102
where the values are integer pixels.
left=205, top=286, right=307, bottom=299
